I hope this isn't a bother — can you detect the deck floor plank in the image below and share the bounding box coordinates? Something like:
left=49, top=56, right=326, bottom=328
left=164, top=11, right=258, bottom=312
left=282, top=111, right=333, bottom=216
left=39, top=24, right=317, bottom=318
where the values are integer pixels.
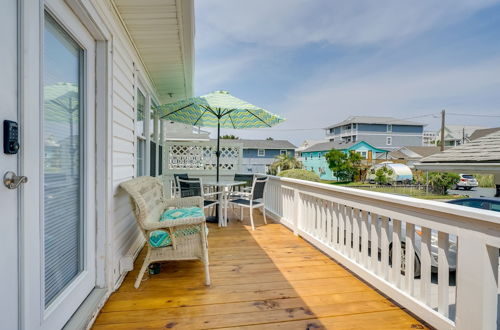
left=93, top=211, right=427, bottom=329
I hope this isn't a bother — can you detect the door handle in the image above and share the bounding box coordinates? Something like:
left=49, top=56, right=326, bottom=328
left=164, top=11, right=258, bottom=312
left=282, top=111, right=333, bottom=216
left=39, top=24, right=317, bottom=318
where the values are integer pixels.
left=3, top=171, right=28, bottom=189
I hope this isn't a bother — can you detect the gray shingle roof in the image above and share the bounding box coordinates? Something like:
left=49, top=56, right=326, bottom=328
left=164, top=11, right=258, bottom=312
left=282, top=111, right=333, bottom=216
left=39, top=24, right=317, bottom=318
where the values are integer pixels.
left=232, top=139, right=296, bottom=149
left=302, top=141, right=358, bottom=152
left=421, top=130, right=500, bottom=163
left=469, top=127, right=500, bottom=141
left=325, top=116, right=423, bottom=129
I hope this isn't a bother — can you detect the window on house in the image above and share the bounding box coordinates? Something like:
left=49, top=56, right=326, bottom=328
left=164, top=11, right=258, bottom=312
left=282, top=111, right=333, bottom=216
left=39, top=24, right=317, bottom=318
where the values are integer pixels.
left=257, top=149, right=265, bottom=157
left=280, top=150, right=287, bottom=155
left=387, top=124, right=392, bottom=133
left=136, top=89, right=146, bottom=176
left=386, top=136, right=392, bottom=145
left=150, top=106, right=157, bottom=176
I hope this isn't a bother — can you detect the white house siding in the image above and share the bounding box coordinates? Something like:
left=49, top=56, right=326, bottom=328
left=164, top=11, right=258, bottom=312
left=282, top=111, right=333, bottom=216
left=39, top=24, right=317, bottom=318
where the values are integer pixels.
left=92, top=0, right=160, bottom=287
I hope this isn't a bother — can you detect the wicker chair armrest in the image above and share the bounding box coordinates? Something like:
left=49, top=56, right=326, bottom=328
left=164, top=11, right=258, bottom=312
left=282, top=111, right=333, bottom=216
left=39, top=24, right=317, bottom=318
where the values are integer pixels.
left=143, top=216, right=206, bottom=231
left=164, top=196, right=204, bottom=209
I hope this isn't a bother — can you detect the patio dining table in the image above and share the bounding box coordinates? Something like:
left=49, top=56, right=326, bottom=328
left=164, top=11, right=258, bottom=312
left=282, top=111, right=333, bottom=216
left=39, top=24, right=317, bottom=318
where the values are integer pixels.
left=202, top=180, right=246, bottom=227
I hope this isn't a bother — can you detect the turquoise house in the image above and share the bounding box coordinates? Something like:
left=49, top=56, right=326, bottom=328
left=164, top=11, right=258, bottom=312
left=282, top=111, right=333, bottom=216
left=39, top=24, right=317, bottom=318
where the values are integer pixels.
left=301, top=141, right=388, bottom=180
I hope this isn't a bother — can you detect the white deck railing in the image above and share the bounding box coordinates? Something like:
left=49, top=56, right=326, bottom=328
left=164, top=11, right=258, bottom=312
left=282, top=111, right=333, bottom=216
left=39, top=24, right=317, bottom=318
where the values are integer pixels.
left=264, top=175, right=500, bottom=330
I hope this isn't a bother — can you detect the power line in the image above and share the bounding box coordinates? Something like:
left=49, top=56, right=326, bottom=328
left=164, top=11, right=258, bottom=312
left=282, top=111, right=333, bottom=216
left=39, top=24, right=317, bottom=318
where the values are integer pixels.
left=447, top=112, right=500, bottom=118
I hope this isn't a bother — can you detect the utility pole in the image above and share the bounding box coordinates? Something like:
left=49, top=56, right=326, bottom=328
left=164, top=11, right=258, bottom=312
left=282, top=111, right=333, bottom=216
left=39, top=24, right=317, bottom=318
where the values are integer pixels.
left=440, top=109, right=445, bottom=151
left=462, top=127, right=465, bottom=145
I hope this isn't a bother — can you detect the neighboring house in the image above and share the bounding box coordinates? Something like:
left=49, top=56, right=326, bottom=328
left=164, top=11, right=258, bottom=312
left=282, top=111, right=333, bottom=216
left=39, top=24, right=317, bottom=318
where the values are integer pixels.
left=237, top=139, right=296, bottom=174
left=301, top=141, right=389, bottom=180
left=295, top=139, right=328, bottom=160
left=423, top=131, right=438, bottom=146
left=384, top=146, right=443, bottom=167
left=324, top=116, right=424, bottom=150
left=164, top=121, right=210, bottom=141
left=417, top=130, right=500, bottom=196
left=435, top=125, right=487, bottom=146
left=0, top=1, right=195, bottom=329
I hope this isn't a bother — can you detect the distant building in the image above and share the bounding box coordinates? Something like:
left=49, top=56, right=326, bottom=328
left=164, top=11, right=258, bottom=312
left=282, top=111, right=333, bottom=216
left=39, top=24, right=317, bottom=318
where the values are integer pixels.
left=301, top=141, right=388, bottom=181
left=435, top=125, right=487, bottom=147
left=469, top=127, right=500, bottom=141
left=324, top=116, right=424, bottom=150
left=384, top=146, right=443, bottom=167
left=295, top=139, right=328, bottom=160
left=237, top=139, right=296, bottom=174
left=423, top=131, right=437, bottom=146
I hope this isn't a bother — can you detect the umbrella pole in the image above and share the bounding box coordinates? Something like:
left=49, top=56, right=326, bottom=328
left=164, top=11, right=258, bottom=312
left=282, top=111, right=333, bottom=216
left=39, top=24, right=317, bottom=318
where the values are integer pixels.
left=216, top=121, right=220, bottom=182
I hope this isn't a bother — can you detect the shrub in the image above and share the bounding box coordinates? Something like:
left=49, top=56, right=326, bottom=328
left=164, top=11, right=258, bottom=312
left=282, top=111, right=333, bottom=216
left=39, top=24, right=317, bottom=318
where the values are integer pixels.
left=278, top=169, right=320, bottom=182
left=474, top=174, right=495, bottom=187
left=426, top=172, right=460, bottom=195
left=374, top=166, right=394, bottom=185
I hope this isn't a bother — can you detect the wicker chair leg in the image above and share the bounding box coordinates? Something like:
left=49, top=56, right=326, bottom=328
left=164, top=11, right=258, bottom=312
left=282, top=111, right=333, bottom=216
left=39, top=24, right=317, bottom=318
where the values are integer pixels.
left=135, top=248, right=151, bottom=289
left=240, top=206, right=243, bottom=221
left=262, top=205, right=267, bottom=224
left=201, top=224, right=211, bottom=286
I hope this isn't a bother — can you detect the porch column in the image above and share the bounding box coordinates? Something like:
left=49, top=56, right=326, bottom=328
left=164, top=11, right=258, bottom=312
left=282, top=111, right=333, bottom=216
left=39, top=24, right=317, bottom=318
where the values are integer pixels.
left=145, top=94, right=151, bottom=176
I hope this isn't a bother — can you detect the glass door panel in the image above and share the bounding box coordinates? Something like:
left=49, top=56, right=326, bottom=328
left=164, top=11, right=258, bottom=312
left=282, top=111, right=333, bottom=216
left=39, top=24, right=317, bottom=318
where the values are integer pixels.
left=43, top=13, right=84, bottom=307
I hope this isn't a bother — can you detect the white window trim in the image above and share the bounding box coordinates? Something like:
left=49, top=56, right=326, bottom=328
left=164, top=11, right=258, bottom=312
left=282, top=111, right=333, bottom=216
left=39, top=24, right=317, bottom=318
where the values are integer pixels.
left=386, top=136, right=392, bottom=145
left=257, top=149, right=265, bottom=157
left=387, top=124, right=392, bottom=133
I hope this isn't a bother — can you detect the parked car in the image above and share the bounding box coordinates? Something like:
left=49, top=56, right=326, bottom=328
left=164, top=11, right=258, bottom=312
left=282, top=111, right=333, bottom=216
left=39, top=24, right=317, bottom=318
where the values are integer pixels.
left=453, top=174, right=478, bottom=190
left=447, top=197, right=500, bottom=213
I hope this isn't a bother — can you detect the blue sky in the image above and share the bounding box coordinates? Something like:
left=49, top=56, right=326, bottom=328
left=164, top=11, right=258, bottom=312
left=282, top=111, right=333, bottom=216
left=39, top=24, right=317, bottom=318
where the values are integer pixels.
left=194, top=0, right=500, bottom=145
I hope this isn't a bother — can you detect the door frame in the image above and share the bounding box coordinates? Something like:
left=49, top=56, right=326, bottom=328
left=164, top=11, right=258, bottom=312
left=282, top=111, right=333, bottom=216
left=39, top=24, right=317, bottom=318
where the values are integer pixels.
left=18, top=0, right=113, bottom=328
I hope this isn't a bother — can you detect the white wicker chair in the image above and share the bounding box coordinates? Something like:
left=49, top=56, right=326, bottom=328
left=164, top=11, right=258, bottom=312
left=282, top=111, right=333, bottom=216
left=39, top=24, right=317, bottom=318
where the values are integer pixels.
left=120, top=176, right=210, bottom=288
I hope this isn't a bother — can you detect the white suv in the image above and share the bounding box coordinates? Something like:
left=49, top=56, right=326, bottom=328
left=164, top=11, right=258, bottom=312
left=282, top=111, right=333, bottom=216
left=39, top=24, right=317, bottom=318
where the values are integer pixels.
left=454, top=174, right=478, bottom=190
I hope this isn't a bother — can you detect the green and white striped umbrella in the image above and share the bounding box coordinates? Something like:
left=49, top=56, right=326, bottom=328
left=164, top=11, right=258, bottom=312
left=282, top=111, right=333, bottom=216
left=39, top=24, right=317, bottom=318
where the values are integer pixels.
left=157, top=90, right=284, bottom=128
left=157, top=90, right=285, bottom=182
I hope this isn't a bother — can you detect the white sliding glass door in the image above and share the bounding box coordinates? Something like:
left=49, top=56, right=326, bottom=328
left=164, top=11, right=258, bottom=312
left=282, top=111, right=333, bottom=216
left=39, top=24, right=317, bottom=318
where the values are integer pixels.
left=22, top=2, right=96, bottom=328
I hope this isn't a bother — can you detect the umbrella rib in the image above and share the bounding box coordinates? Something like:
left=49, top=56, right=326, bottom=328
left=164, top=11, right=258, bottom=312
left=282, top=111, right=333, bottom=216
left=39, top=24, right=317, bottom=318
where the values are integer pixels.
left=193, top=109, right=208, bottom=126
left=200, top=104, right=219, bottom=118
left=228, top=113, right=236, bottom=129
left=246, top=110, right=272, bottom=127
left=160, top=103, right=194, bottom=119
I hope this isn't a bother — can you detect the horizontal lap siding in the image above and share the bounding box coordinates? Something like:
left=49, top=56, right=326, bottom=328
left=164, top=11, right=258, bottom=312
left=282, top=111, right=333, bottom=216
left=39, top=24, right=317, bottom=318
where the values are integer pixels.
left=93, top=0, right=150, bottom=287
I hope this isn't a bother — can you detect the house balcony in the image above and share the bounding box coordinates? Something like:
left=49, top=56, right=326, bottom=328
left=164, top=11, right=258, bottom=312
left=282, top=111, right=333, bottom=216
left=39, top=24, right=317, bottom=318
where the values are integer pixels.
left=94, top=175, right=500, bottom=330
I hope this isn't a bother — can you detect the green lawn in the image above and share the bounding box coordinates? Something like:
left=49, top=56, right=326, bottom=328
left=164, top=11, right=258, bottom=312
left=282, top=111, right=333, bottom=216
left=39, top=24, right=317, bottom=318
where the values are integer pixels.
left=322, top=181, right=464, bottom=200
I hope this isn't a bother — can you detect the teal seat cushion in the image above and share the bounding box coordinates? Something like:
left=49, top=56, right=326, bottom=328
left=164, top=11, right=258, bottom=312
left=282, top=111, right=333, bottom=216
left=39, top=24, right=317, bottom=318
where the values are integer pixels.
left=161, top=207, right=204, bottom=221
left=149, top=230, right=172, bottom=248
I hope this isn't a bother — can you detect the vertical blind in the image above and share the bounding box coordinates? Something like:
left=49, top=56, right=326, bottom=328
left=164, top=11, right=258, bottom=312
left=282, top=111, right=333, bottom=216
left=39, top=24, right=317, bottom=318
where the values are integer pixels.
left=43, top=14, right=84, bottom=307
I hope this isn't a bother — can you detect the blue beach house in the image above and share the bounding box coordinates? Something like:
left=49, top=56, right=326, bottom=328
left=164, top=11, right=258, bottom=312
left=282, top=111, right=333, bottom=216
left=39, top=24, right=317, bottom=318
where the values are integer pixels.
left=237, top=139, right=296, bottom=174
left=301, top=141, right=389, bottom=180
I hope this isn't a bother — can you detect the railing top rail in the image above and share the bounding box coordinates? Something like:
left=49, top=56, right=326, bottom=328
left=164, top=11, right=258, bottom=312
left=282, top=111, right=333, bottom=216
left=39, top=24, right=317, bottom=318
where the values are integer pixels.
left=267, top=175, right=500, bottom=226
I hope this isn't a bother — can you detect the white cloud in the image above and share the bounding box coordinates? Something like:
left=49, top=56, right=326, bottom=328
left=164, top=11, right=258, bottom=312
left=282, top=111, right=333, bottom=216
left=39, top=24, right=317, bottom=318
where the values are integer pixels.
left=196, top=0, right=500, bottom=48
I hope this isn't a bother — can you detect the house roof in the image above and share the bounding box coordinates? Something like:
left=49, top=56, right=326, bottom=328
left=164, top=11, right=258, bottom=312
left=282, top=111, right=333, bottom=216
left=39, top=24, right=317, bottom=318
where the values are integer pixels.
left=469, top=127, right=500, bottom=141
left=302, top=140, right=388, bottom=153
left=386, top=146, right=443, bottom=160
left=325, top=116, right=423, bottom=130
left=420, top=130, right=500, bottom=163
left=441, top=125, right=487, bottom=141
left=232, top=139, right=296, bottom=150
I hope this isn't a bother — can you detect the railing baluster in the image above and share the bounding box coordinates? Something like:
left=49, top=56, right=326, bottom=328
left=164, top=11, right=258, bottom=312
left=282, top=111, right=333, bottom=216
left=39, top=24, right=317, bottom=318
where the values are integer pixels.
left=380, top=216, right=390, bottom=280
left=332, top=202, right=339, bottom=248
left=353, top=208, right=361, bottom=263
left=370, top=212, right=380, bottom=275
left=391, top=219, right=402, bottom=288
left=339, top=204, right=346, bottom=254
left=361, top=210, right=369, bottom=268
left=326, top=201, right=332, bottom=245
left=420, top=227, right=432, bottom=306
left=345, top=207, right=353, bottom=258
left=405, top=222, right=415, bottom=295
left=438, top=231, right=450, bottom=317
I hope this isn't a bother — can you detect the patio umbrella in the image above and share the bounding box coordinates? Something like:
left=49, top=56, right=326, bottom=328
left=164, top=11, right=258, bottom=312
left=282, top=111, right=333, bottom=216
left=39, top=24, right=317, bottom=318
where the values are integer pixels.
left=157, top=90, right=285, bottom=181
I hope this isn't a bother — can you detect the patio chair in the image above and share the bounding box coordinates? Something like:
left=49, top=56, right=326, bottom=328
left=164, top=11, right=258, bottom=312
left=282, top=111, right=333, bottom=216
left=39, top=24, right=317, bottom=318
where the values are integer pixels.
left=177, top=178, right=220, bottom=214
left=228, top=176, right=269, bottom=230
left=171, top=173, right=189, bottom=198
left=120, top=176, right=210, bottom=288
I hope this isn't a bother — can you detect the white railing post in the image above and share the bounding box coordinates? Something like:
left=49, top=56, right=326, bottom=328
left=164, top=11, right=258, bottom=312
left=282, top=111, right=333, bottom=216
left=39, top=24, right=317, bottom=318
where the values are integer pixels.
left=455, top=234, right=498, bottom=330
left=293, top=188, right=300, bottom=235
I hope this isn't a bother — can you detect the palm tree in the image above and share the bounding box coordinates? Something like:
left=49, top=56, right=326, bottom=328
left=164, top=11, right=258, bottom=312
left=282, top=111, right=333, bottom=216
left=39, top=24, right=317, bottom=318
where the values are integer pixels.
left=270, top=153, right=302, bottom=174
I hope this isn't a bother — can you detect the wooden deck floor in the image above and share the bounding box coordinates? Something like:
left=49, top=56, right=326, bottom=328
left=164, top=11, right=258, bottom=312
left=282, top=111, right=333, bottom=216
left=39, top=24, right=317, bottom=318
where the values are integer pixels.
left=93, top=211, right=427, bottom=329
